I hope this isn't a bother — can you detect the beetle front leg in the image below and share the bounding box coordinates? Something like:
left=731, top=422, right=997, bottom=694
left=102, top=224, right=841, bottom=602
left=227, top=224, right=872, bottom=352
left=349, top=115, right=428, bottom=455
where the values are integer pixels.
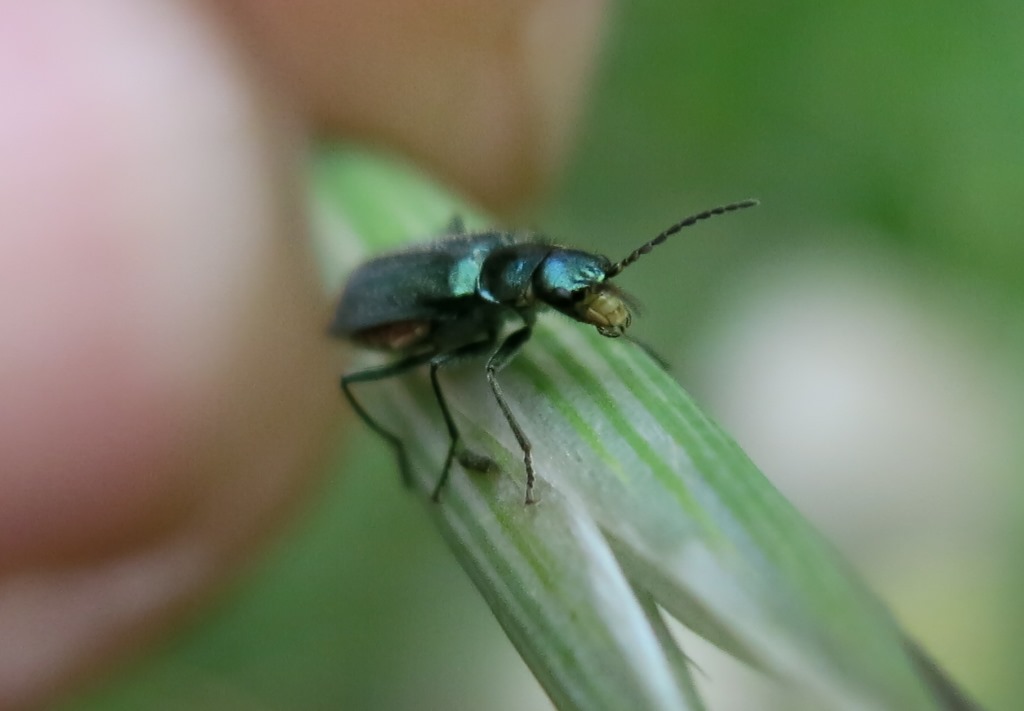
left=485, top=325, right=537, bottom=505
left=428, top=338, right=500, bottom=502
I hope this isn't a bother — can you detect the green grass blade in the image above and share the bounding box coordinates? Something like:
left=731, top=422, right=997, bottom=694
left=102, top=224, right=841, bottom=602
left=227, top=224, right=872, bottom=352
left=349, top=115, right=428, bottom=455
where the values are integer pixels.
left=315, top=147, right=966, bottom=710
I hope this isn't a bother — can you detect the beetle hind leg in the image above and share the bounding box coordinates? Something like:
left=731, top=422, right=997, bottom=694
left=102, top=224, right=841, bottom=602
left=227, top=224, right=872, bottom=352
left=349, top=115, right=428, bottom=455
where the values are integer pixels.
left=341, top=351, right=437, bottom=490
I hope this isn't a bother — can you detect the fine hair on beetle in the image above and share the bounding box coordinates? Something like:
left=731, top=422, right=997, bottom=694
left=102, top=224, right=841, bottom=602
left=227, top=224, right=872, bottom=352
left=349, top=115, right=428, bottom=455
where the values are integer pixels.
left=332, top=199, right=758, bottom=505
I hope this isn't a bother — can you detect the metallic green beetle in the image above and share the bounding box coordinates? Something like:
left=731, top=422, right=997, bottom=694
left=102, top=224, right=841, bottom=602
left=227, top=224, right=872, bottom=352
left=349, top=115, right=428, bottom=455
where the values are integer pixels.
left=332, top=200, right=757, bottom=504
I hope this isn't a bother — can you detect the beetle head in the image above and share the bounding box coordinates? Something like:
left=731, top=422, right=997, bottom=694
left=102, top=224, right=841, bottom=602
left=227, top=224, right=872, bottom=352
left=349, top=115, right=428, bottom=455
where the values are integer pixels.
left=535, top=250, right=632, bottom=337
left=570, top=283, right=633, bottom=337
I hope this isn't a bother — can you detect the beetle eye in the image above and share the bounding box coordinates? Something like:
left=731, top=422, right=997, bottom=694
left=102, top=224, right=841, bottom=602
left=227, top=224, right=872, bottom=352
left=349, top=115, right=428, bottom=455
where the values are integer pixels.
left=570, top=289, right=588, bottom=303
left=551, top=287, right=572, bottom=302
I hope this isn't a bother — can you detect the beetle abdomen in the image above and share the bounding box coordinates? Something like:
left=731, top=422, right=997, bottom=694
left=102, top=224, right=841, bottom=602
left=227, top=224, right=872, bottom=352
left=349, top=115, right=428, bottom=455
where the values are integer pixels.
left=331, top=231, right=521, bottom=337
left=353, top=320, right=433, bottom=351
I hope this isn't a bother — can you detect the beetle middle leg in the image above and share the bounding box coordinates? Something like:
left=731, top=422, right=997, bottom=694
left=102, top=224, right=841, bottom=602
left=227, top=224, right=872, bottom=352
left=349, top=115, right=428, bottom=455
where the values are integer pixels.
left=624, top=334, right=672, bottom=372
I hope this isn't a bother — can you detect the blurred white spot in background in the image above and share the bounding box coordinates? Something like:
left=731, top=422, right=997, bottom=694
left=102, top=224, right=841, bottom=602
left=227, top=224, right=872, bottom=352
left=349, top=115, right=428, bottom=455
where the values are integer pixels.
left=681, top=242, right=1021, bottom=708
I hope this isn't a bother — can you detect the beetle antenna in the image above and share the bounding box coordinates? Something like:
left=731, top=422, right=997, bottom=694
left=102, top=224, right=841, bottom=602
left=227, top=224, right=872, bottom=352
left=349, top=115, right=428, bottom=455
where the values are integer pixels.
left=605, top=199, right=759, bottom=278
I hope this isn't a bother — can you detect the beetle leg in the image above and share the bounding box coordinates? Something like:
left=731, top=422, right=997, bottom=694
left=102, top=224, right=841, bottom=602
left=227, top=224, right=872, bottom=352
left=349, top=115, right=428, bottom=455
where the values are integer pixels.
left=341, top=351, right=437, bottom=489
left=623, top=334, right=672, bottom=372
left=428, top=338, right=500, bottom=502
left=485, top=325, right=538, bottom=505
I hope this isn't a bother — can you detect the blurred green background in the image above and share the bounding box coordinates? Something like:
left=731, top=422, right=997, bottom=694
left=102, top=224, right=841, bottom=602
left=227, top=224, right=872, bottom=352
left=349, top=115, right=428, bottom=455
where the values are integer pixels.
left=68, top=1, right=1022, bottom=709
